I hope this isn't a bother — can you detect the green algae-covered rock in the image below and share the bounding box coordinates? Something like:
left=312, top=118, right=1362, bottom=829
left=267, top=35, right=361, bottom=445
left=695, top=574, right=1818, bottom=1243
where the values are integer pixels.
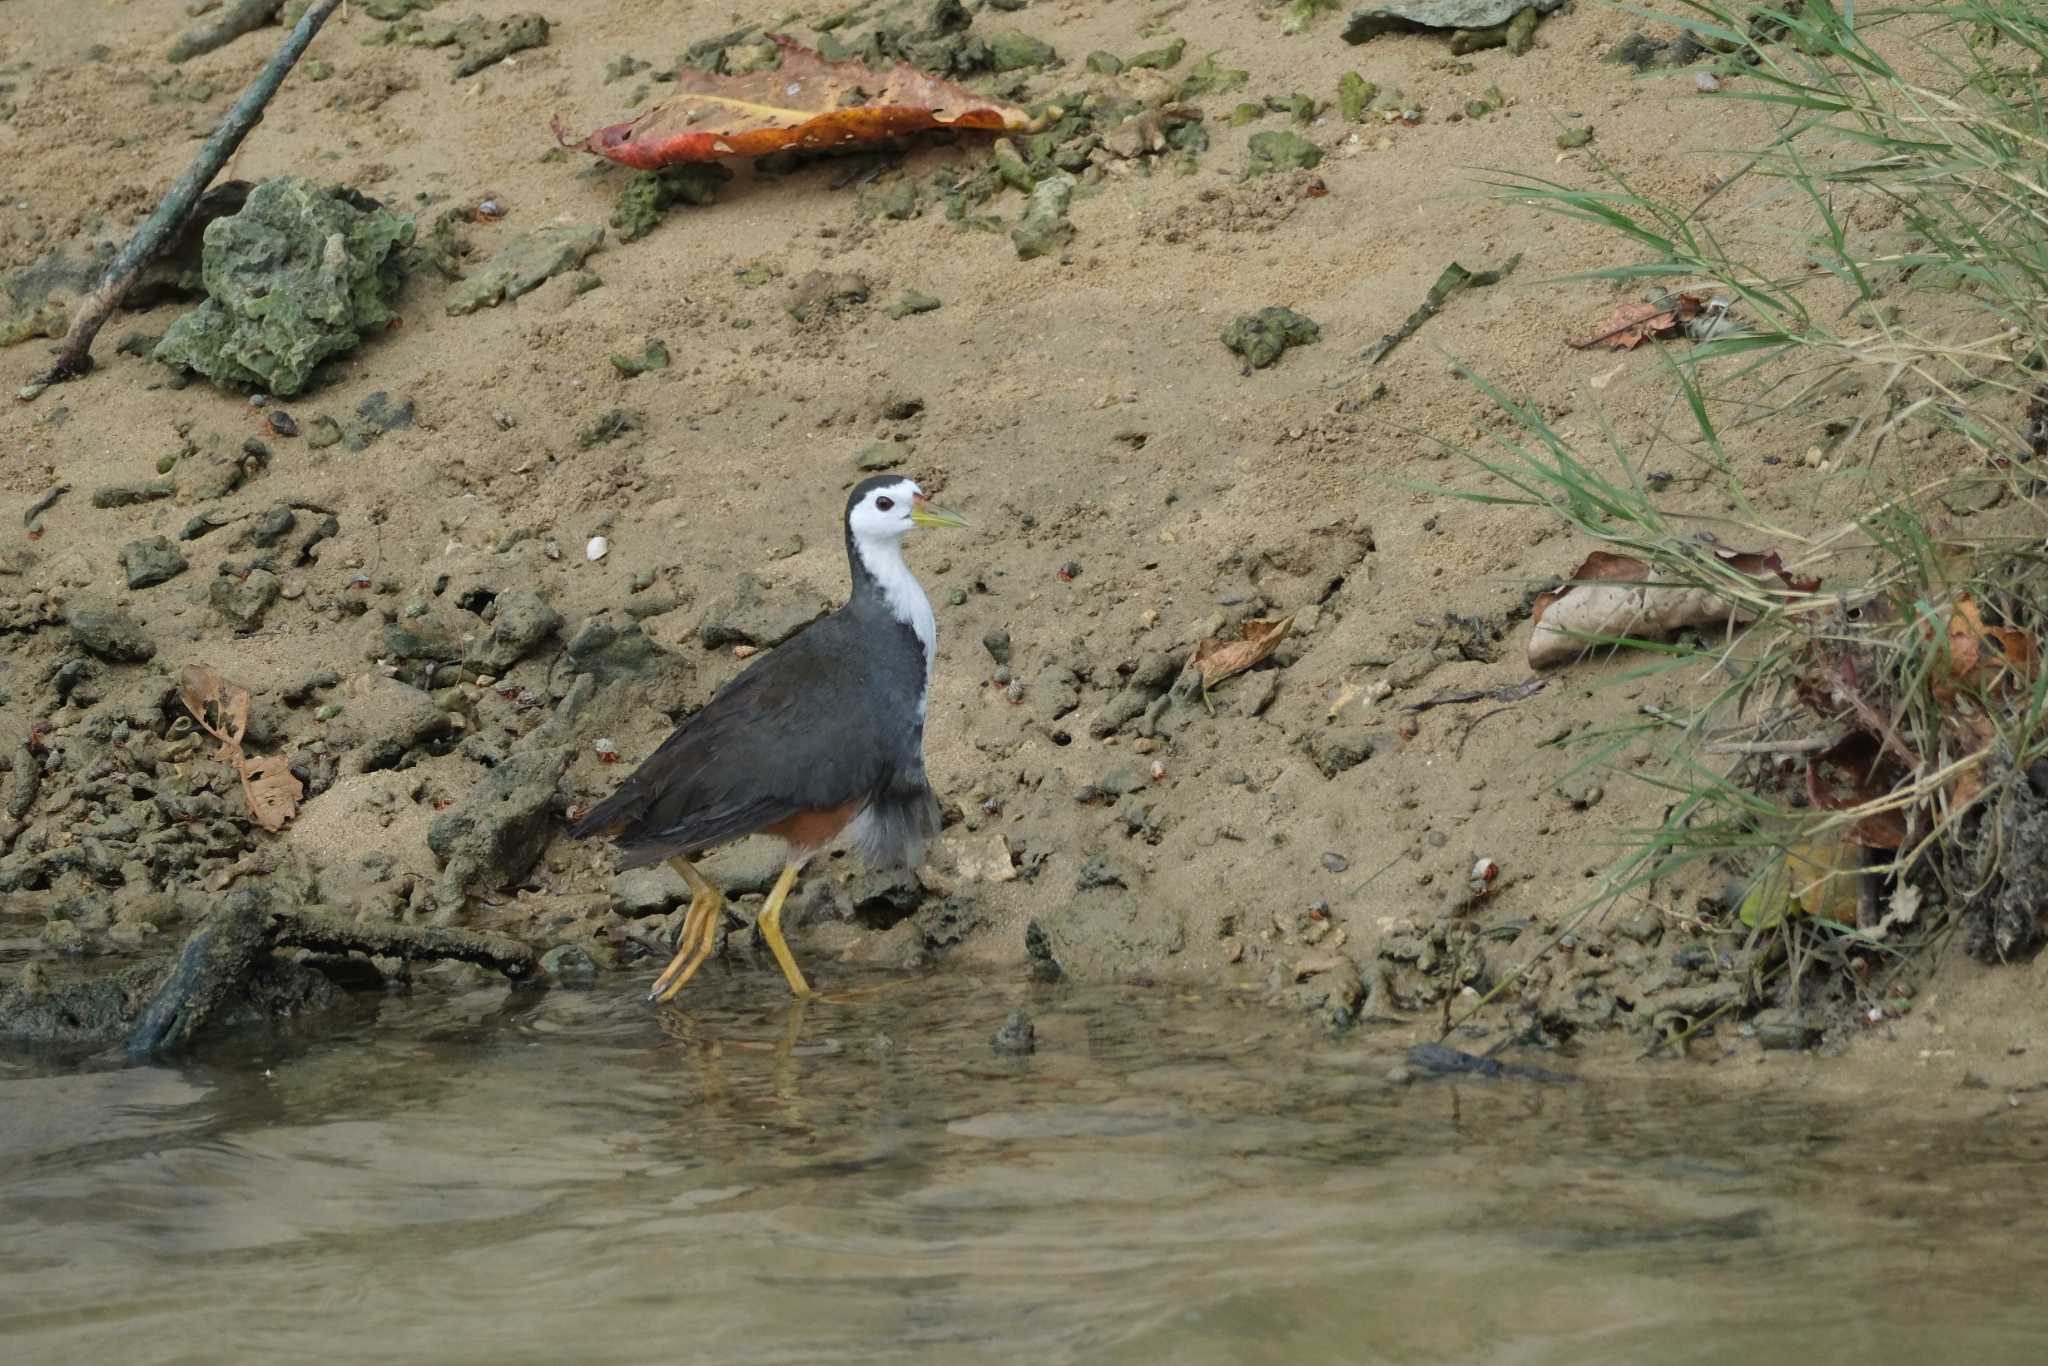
left=1222, top=307, right=1320, bottom=368
left=153, top=178, right=412, bottom=396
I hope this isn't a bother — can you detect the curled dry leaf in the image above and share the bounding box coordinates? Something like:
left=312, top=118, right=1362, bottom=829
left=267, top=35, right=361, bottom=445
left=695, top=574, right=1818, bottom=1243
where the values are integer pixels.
left=555, top=35, right=1036, bottom=170
left=1936, top=594, right=2037, bottom=701
left=179, top=662, right=249, bottom=756
left=1528, top=548, right=1819, bottom=669
left=1190, top=614, right=1295, bottom=690
left=179, top=663, right=303, bottom=833
left=1567, top=293, right=1705, bottom=350
left=238, top=755, right=306, bottom=835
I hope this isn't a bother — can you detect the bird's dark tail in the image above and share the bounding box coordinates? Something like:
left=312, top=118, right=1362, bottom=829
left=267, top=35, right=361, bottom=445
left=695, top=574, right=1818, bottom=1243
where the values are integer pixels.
left=568, top=782, right=640, bottom=841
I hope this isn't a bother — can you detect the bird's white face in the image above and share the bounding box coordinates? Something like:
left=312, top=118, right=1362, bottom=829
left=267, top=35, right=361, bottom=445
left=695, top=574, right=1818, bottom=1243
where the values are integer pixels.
left=846, top=479, right=924, bottom=543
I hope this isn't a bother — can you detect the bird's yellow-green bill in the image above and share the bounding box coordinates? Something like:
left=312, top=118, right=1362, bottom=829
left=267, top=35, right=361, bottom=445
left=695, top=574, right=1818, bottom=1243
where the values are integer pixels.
left=911, top=499, right=967, bottom=529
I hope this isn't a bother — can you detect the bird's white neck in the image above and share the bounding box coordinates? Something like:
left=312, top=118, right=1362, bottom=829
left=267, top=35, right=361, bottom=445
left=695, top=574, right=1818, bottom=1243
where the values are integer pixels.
left=853, top=531, right=937, bottom=682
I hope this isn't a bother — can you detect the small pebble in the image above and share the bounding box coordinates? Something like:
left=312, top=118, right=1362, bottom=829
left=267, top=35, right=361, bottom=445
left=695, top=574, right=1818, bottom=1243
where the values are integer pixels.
left=1321, top=852, right=1349, bottom=873
left=991, top=1008, right=1037, bottom=1055
left=541, top=943, right=600, bottom=987
left=268, top=410, right=299, bottom=438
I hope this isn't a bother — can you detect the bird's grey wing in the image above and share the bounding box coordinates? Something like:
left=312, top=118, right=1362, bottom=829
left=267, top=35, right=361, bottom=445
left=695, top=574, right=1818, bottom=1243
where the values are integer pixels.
left=572, top=619, right=892, bottom=860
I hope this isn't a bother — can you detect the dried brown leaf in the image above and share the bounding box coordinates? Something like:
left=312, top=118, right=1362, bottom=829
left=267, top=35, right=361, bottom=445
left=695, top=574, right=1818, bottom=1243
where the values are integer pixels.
left=1566, top=293, right=1704, bottom=350
left=1190, top=614, right=1295, bottom=690
left=180, top=662, right=301, bottom=833
left=1528, top=548, right=1819, bottom=669
left=179, top=662, right=249, bottom=756
left=1529, top=551, right=1646, bottom=627
left=239, top=755, right=304, bottom=834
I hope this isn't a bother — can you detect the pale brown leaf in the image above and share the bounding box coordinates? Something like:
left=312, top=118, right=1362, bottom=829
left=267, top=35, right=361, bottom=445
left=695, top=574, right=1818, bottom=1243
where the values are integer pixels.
left=180, top=662, right=301, bottom=833
left=1528, top=549, right=1819, bottom=669
left=179, top=662, right=249, bottom=756
left=239, top=755, right=304, bottom=834
left=1190, top=614, right=1295, bottom=690
left=1566, top=293, right=1704, bottom=350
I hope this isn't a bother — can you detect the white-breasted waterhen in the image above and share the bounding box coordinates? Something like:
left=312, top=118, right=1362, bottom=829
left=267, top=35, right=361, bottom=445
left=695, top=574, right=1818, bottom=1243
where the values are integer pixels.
left=572, top=475, right=966, bottom=1003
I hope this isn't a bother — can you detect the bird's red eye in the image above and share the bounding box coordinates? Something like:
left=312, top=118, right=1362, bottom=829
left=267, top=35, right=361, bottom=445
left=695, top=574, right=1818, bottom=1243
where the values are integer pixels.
left=875, top=497, right=894, bottom=511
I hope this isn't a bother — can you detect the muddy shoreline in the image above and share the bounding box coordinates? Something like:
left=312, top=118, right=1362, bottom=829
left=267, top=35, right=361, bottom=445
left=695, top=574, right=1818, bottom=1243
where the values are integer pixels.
left=1, top=0, right=2032, bottom=1074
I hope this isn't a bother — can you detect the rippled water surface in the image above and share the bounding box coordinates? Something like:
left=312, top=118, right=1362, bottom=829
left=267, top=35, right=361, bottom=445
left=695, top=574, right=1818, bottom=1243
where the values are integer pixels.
left=4, top=974, right=2044, bottom=1365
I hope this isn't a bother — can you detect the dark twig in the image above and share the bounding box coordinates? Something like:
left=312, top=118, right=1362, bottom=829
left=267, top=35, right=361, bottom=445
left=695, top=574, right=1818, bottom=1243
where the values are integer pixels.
left=1408, top=677, right=1547, bottom=714
left=22, top=0, right=344, bottom=400
left=22, top=483, right=69, bottom=529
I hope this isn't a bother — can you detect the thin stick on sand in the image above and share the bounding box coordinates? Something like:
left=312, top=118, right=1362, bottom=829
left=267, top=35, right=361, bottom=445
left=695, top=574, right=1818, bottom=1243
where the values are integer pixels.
left=21, top=0, right=345, bottom=400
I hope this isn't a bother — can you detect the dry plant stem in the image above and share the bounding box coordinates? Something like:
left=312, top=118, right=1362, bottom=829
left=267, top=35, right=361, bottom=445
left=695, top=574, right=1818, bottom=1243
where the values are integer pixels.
left=22, top=0, right=343, bottom=399
left=1704, top=736, right=1837, bottom=755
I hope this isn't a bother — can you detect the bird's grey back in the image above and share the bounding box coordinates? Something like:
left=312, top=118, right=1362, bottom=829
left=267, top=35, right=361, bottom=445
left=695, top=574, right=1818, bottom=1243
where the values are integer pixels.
left=573, top=592, right=935, bottom=867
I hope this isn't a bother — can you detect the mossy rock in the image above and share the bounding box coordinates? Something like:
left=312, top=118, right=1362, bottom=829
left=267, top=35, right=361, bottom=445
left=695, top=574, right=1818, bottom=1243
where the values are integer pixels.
left=153, top=177, right=412, bottom=396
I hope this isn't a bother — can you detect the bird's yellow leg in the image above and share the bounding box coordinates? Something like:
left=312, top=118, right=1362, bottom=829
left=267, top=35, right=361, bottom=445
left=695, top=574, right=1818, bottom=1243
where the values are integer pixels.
left=647, top=891, right=711, bottom=1003
left=755, top=861, right=812, bottom=998
left=648, top=857, right=724, bottom=1004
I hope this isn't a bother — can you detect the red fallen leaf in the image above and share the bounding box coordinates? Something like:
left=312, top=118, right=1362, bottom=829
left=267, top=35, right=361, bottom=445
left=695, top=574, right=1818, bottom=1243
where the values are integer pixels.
left=554, top=34, right=1036, bottom=170
left=1567, top=293, right=1705, bottom=350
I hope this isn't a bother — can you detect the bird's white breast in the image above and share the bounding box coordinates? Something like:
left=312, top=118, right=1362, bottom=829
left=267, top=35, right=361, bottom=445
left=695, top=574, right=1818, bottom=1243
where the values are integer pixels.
left=854, top=533, right=936, bottom=717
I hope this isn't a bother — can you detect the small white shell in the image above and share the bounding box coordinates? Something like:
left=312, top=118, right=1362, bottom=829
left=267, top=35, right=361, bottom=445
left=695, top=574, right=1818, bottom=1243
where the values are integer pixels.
left=586, top=535, right=610, bottom=562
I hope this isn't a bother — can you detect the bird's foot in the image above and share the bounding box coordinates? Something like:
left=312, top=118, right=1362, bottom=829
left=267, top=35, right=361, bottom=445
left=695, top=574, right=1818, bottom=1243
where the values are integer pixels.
left=647, top=885, right=723, bottom=1004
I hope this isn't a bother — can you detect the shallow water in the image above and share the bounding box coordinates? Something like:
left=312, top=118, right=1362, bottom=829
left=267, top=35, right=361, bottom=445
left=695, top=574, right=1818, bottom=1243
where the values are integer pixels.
left=3, top=973, right=2044, bottom=1366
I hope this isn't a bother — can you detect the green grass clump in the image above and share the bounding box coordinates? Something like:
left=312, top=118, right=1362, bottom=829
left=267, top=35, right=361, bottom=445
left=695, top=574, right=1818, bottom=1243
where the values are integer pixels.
left=1442, top=0, right=2048, bottom=1040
